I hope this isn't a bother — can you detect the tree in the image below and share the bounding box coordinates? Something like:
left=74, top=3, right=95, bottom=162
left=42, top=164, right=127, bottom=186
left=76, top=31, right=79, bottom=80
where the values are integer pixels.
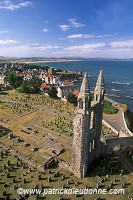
left=103, top=100, right=118, bottom=114
left=5, top=72, right=23, bottom=89
left=67, top=93, right=77, bottom=105
left=48, top=86, right=57, bottom=99
left=20, top=78, right=41, bottom=94
left=21, top=80, right=29, bottom=93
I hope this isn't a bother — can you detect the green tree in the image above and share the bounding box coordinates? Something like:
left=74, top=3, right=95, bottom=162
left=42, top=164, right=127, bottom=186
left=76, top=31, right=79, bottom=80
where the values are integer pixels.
left=103, top=101, right=118, bottom=114
left=48, top=86, right=57, bottom=99
left=5, top=72, right=23, bottom=89
left=67, top=93, right=77, bottom=105
left=21, top=78, right=41, bottom=94
left=21, top=80, right=29, bottom=93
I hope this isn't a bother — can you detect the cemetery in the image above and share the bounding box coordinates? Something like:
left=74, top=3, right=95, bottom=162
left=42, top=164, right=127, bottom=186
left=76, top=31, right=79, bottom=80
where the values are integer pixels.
left=0, top=146, right=133, bottom=199
left=0, top=90, right=133, bottom=199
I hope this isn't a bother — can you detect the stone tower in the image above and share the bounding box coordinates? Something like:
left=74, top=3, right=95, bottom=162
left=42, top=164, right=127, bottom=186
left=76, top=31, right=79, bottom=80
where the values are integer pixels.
left=72, top=70, right=105, bottom=179
left=94, top=70, right=105, bottom=102
left=93, top=70, right=105, bottom=158
left=72, top=73, right=91, bottom=179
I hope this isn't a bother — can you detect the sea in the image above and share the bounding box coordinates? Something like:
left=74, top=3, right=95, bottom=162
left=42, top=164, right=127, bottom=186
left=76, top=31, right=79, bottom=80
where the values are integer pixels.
left=31, top=60, right=133, bottom=111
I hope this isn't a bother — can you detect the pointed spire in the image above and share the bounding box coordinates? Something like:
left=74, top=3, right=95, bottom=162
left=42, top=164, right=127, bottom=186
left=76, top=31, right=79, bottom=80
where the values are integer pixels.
left=96, top=70, right=104, bottom=89
left=80, top=73, right=90, bottom=95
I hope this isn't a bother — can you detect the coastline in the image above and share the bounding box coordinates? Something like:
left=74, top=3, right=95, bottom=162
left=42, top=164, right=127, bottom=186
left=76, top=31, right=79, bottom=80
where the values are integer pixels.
left=23, top=59, right=80, bottom=64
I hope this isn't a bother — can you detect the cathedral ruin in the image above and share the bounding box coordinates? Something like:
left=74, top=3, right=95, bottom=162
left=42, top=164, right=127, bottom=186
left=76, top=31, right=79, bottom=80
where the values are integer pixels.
left=71, top=71, right=133, bottom=179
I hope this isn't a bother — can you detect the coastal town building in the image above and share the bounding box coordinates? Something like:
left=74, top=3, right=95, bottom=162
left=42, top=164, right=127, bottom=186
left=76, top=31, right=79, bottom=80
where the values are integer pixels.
left=40, top=72, right=60, bottom=85
left=57, top=85, right=80, bottom=99
left=0, top=75, right=5, bottom=85
left=40, top=83, right=50, bottom=92
left=48, top=67, right=56, bottom=75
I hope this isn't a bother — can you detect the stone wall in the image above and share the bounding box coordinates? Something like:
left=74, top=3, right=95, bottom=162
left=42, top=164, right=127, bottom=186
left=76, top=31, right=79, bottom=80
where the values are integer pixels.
left=122, top=110, right=133, bottom=136
left=100, top=136, right=133, bottom=155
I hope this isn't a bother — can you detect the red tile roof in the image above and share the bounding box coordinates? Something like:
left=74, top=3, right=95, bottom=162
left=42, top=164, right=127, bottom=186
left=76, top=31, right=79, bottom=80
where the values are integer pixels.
left=16, top=71, right=31, bottom=76
left=40, top=83, right=50, bottom=89
left=73, top=90, right=80, bottom=97
left=65, top=81, right=74, bottom=86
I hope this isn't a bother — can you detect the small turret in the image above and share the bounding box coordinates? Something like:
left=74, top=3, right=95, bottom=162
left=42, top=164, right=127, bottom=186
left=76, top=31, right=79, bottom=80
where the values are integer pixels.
left=95, top=70, right=104, bottom=90
left=80, top=73, right=90, bottom=95
left=77, top=73, right=91, bottom=111
left=94, top=70, right=105, bottom=102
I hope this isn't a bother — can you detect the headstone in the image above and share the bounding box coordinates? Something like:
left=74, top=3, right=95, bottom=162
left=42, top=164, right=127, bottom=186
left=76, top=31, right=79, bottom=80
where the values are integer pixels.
left=48, top=176, right=51, bottom=183
left=12, top=178, right=15, bottom=183
left=22, top=163, right=25, bottom=169
left=38, top=174, right=41, bottom=180
left=16, top=137, right=20, bottom=143
left=120, top=169, right=124, bottom=176
left=3, top=191, right=6, bottom=196
left=13, top=183, right=17, bottom=189
left=67, top=179, right=70, bottom=185
left=1, top=151, right=3, bottom=158
left=7, top=173, right=10, bottom=178
left=132, top=156, right=133, bottom=161
left=17, top=161, right=20, bottom=167
left=28, top=167, right=31, bottom=173
left=7, top=160, right=10, bottom=166
left=61, top=175, right=64, bottom=180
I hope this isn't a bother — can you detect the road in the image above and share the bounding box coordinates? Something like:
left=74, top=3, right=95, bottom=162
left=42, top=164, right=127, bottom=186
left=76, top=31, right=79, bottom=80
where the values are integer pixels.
left=103, top=99, right=131, bottom=136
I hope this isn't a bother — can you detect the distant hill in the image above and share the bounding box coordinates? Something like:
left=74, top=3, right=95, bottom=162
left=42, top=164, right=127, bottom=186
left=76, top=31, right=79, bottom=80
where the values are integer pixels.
left=0, top=56, right=16, bottom=60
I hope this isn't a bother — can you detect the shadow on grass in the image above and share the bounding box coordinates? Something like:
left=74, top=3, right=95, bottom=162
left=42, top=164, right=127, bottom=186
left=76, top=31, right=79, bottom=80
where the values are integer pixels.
left=0, top=126, right=11, bottom=138
left=88, top=153, right=129, bottom=177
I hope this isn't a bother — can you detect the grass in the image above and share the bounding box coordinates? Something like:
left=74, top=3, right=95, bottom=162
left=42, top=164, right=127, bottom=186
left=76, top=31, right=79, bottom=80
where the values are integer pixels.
left=0, top=147, right=132, bottom=200
left=0, top=90, right=132, bottom=199
left=101, top=124, right=117, bottom=137
left=0, top=90, right=74, bottom=165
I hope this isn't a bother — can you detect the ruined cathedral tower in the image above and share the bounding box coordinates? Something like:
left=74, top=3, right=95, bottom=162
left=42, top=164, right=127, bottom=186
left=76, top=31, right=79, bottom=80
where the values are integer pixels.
left=72, top=73, right=91, bottom=179
left=72, top=71, right=105, bottom=179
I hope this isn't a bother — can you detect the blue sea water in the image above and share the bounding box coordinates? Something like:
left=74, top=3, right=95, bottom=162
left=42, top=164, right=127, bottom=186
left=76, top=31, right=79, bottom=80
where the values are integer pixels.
left=32, top=60, right=133, bottom=111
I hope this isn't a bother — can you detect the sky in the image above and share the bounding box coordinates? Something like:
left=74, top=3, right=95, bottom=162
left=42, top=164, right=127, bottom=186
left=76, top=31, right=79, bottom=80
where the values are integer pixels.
left=0, top=0, right=133, bottom=58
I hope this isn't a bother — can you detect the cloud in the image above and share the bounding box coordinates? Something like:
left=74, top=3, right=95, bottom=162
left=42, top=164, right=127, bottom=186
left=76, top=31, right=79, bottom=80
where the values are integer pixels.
left=1, top=42, right=133, bottom=58
left=109, top=39, right=133, bottom=48
left=0, top=39, right=19, bottom=45
left=68, top=18, right=85, bottom=28
left=0, top=0, right=32, bottom=10
left=43, top=28, right=49, bottom=32
left=59, top=18, right=85, bottom=31
left=59, top=25, right=70, bottom=31
left=0, top=30, right=8, bottom=34
left=0, top=43, right=61, bottom=57
left=37, top=44, right=60, bottom=50
left=66, top=33, right=118, bottom=39
left=27, top=43, right=39, bottom=46
left=67, top=34, right=94, bottom=39
left=64, top=43, right=106, bottom=51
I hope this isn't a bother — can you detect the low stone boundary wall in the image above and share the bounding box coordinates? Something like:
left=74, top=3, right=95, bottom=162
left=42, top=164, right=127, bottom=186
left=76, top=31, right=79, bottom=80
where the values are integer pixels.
left=121, top=110, right=133, bottom=136
left=105, top=136, right=133, bottom=153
